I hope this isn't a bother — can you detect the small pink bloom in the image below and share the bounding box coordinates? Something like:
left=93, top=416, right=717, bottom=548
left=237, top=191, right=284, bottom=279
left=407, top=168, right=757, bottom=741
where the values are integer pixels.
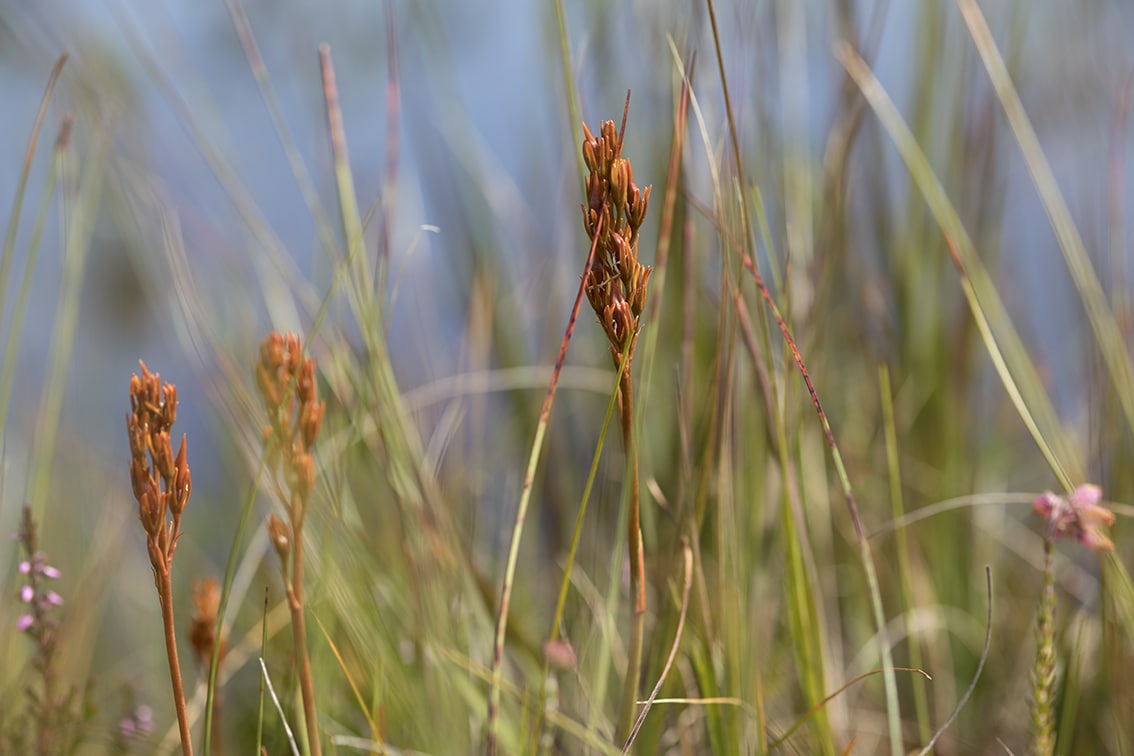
left=1034, top=484, right=1116, bottom=552
left=18, top=560, right=30, bottom=574
left=45, top=591, right=63, bottom=607
left=135, top=705, right=153, bottom=732
left=41, top=565, right=61, bottom=580
left=20, top=585, right=33, bottom=603
left=16, top=614, right=34, bottom=632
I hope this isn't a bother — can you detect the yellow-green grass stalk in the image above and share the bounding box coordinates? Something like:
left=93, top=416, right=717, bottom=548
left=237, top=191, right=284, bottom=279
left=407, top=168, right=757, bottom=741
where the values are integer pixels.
left=879, top=365, right=932, bottom=744
left=0, top=114, right=70, bottom=452
left=837, top=42, right=1078, bottom=493
left=28, top=128, right=105, bottom=522
left=958, top=0, right=1134, bottom=439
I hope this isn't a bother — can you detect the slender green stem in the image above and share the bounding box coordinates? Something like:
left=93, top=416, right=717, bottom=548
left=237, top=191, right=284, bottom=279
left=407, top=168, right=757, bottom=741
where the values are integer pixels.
left=204, top=458, right=268, bottom=755
left=740, top=252, right=902, bottom=755
left=879, top=366, right=931, bottom=743
left=0, top=54, right=66, bottom=315
left=528, top=337, right=632, bottom=753
left=486, top=213, right=608, bottom=756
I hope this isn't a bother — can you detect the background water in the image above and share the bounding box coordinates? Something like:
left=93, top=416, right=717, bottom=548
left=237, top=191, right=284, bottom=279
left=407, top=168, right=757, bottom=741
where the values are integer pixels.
left=1, top=0, right=1133, bottom=547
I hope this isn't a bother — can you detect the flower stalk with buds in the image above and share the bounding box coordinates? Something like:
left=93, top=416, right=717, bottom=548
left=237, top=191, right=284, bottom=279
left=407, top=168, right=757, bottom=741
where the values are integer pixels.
left=580, top=117, right=652, bottom=746
left=1030, top=484, right=1115, bottom=756
left=255, top=333, right=325, bottom=756
left=126, top=362, right=193, bottom=756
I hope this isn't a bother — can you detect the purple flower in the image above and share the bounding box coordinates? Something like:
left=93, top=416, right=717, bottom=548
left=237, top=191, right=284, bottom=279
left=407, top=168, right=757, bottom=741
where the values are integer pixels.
left=16, top=614, right=34, bottom=632
left=20, top=585, right=34, bottom=603
left=118, top=704, right=154, bottom=739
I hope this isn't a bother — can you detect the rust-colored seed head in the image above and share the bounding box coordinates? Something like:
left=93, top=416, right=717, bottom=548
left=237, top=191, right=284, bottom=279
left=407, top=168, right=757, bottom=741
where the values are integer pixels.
left=126, top=361, right=191, bottom=572
left=256, top=333, right=323, bottom=507
left=580, top=119, right=652, bottom=368
left=189, top=577, right=226, bottom=667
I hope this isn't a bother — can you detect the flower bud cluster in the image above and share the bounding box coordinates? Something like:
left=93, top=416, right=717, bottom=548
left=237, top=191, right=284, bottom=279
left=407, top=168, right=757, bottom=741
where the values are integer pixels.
left=580, top=120, right=652, bottom=366
left=126, top=361, right=192, bottom=573
left=255, top=333, right=325, bottom=553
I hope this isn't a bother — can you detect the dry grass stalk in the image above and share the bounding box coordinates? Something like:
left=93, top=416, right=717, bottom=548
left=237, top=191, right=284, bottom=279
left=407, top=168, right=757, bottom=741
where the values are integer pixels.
left=255, top=332, right=325, bottom=756
left=126, top=361, right=194, bottom=756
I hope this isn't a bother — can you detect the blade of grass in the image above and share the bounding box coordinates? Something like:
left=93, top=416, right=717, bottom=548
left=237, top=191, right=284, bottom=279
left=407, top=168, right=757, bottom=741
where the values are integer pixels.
left=957, top=0, right=1134, bottom=437
left=739, top=250, right=903, bottom=755
left=0, top=117, right=71, bottom=452
left=486, top=202, right=608, bottom=755
left=312, top=613, right=382, bottom=747
left=528, top=335, right=632, bottom=753
left=836, top=42, right=1079, bottom=492
left=220, top=0, right=340, bottom=263
left=0, top=54, right=67, bottom=316
left=28, top=129, right=105, bottom=522
left=621, top=541, right=694, bottom=753
left=768, top=667, right=931, bottom=752
left=260, top=657, right=301, bottom=756
left=256, top=588, right=269, bottom=756
left=204, top=456, right=270, bottom=755
left=915, top=567, right=993, bottom=755
left=108, top=0, right=320, bottom=317
left=552, top=0, right=585, bottom=189
left=878, top=364, right=932, bottom=743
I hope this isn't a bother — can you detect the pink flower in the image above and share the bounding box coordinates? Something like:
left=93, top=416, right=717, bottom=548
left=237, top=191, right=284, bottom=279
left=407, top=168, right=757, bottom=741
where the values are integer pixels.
left=1034, top=484, right=1116, bottom=552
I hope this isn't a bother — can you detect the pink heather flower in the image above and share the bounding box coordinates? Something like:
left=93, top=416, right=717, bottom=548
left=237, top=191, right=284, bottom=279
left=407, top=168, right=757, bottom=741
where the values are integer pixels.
left=20, top=585, right=34, bottom=603
left=16, top=614, right=34, bottom=632
left=45, top=591, right=63, bottom=607
left=1034, top=483, right=1116, bottom=552
left=18, top=560, right=30, bottom=574
left=118, top=704, right=154, bottom=739
left=41, top=564, right=60, bottom=580
left=135, top=705, right=153, bottom=733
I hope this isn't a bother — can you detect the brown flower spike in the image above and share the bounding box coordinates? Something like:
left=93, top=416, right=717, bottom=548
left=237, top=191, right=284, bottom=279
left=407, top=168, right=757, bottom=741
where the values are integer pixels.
left=255, top=332, right=325, bottom=756
left=581, top=119, right=652, bottom=374
left=580, top=114, right=652, bottom=746
left=126, top=362, right=191, bottom=581
left=125, top=361, right=194, bottom=756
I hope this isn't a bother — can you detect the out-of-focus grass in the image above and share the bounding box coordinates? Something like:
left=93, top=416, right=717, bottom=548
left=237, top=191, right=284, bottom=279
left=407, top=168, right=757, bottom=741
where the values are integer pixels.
left=1, top=1, right=1133, bottom=754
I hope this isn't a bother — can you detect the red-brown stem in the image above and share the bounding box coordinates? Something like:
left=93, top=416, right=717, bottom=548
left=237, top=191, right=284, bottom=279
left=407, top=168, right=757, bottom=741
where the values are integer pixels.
left=621, top=370, right=645, bottom=615
left=159, top=568, right=194, bottom=756
left=616, top=367, right=646, bottom=746
left=289, top=519, right=322, bottom=756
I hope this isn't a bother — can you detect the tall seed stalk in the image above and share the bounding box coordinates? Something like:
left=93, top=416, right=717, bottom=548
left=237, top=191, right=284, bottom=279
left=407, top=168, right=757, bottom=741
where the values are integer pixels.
left=1030, top=484, right=1115, bottom=756
left=126, top=362, right=194, bottom=756
left=256, top=333, right=326, bottom=756
left=579, top=117, right=652, bottom=747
